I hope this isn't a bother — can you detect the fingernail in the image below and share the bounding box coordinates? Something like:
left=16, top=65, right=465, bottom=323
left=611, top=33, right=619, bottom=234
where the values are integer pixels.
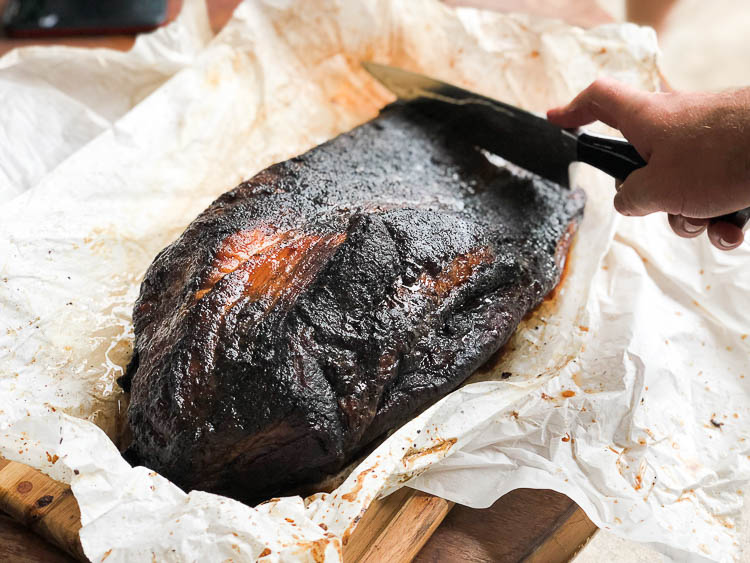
left=719, top=236, right=743, bottom=249
left=683, top=219, right=705, bottom=233
left=719, top=228, right=743, bottom=249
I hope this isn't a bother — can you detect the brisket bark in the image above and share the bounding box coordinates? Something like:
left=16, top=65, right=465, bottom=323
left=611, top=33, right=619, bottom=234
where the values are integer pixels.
left=120, top=100, right=585, bottom=504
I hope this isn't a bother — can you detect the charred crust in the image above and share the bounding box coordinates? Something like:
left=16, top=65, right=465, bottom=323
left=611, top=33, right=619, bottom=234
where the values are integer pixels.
left=124, top=101, right=586, bottom=503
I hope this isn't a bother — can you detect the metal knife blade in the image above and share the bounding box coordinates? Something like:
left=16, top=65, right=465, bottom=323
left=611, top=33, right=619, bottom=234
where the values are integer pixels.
left=363, top=61, right=579, bottom=187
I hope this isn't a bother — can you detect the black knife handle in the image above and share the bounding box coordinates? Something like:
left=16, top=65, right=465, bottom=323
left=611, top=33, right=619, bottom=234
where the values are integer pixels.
left=576, top=131, right=750, bottom=230
left=577, top=131, right=646, bottom=180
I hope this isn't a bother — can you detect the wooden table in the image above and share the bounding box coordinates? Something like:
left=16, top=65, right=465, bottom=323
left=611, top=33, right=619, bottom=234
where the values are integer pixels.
left=0, top=1, right=609, bottom=561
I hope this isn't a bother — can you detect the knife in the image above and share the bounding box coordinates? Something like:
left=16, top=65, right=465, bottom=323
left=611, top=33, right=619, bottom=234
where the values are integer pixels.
left=363, top=62, right=750, bottom=230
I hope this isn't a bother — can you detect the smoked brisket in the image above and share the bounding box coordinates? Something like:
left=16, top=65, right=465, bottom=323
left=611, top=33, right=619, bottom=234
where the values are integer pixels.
left=120, top=100, right=585, bottom=504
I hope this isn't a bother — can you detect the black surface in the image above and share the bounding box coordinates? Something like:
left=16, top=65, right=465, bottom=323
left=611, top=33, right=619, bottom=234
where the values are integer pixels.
left=121, top=100, right=586, bottom=504
left=3, top=0, right=167, bottom=37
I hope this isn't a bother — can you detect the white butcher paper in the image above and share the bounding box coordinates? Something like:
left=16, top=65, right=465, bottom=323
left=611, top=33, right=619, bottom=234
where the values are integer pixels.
left=0, top=0, right=212, bottom=204
left=0, top=0, right=747, bottom=561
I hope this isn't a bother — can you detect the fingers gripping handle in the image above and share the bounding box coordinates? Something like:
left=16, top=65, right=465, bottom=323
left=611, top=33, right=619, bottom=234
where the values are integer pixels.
left=575, top=131, right=750, bottom=230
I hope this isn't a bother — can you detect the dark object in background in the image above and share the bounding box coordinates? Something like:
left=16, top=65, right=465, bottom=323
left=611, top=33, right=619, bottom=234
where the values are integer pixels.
left=2, top=0, right=168, bottom=38
left=119, top=100, right=585, bottom=505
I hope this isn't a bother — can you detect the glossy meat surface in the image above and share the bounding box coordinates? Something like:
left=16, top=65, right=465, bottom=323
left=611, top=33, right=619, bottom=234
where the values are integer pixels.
left=121, top=101, right=585, bottom=503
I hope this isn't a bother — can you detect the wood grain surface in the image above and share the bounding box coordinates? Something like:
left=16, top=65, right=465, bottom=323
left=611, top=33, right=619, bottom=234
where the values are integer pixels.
left=0, top=512, right=73, bottom=563
left=416, top=488, right=597, bottom=562
left=0, top=1, right=609, bottom=561
left=0, top=458, right=84, bottom=562
left=344, top=489, right=455, bottom=562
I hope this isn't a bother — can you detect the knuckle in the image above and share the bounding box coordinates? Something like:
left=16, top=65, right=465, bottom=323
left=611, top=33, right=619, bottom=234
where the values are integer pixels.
left=613, top=191, right=631, bottom=215
left=578, top=78, right=613, bottom=102
left=591, top=76, right=617, bottom=92
left=594, top=77, right=624, bottom=99
left=615, top=181, right=649, bottom=216
left=588, top=78, right=617, bottom=101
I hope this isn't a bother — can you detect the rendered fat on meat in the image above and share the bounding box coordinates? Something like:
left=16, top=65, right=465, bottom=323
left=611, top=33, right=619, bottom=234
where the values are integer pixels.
left=120, top=100, right=586, bottom=504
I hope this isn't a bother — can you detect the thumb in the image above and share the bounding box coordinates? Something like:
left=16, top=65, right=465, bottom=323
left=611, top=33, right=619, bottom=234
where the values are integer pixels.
left=547, top=78, right=646, bottom=130
left=613, top=166, right=675, bottom=217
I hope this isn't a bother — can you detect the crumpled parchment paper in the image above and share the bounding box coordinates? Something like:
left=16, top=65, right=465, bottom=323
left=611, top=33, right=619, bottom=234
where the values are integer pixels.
left=1, top=1, right=748, bottom=561
left=0, top=0, right=211, bottom=204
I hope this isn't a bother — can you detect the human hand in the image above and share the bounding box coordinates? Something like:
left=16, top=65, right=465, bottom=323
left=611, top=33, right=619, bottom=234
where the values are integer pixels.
left=547, top=78, right=750, bottom=250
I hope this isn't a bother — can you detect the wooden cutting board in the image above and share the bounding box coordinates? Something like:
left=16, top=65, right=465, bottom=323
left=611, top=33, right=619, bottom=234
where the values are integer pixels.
left=0, top=458, right=86, bottom=561
left=0, top=456, right=596, bottom=562
left=0, top=455, right=455, bottom=562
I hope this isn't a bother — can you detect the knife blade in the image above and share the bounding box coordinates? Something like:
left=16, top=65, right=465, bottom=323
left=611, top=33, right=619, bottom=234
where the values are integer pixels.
left=363, top=62, right=750, bottom=230
left=362, top=61, right=646, bottom=188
